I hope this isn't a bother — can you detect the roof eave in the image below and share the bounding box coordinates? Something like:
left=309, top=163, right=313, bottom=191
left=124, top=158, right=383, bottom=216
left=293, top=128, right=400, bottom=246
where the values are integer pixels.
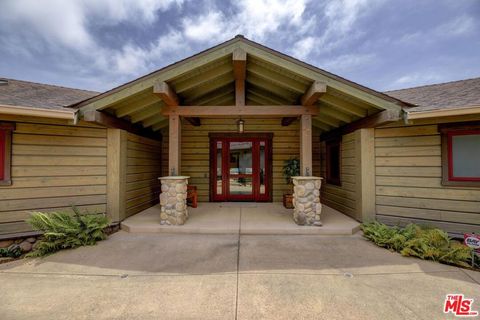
left=0, top=104, right=76, bottom=120
left=407, top=105, right=480, bottom=120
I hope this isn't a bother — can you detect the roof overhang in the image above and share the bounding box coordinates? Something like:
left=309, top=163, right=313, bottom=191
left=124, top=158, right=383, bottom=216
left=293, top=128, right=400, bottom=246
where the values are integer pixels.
left=72, top=36, right=411, bottom=135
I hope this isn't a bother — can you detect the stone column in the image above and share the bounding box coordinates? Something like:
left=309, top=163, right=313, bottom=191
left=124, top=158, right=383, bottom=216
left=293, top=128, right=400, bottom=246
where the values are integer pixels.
left=158, top=176, right=190, bottom=225
left=292, top=176, right=323, bottom=226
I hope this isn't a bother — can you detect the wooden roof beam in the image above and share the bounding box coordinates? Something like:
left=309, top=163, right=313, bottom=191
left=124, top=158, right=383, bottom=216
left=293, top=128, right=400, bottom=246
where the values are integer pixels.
left=233, top=48, right=246, bottom=106
left=301, top=81, right=327, bottom=106
left=321, top=109, right=402, bottom=141
left=116, top=99, right=160, bottom=118
left=83, top=110, right=160, bottom=140
left=163, top=105, right=318, bottom=117
left=153, top=81, right=179, bottom=106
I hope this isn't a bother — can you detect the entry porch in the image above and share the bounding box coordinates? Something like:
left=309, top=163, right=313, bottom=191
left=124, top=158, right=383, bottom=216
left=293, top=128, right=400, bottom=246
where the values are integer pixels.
left=121, top=202, right=360, bottom=235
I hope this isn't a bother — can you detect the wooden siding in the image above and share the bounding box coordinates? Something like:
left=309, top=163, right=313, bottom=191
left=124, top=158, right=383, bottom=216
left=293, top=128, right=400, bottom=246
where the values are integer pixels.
left=124, top=133, right=162, bottom=218
left=179, top=117, right=300, bottom=202
left=374, top=124, right=480, bottom=235
left=320, top=132, right=358, bottom=219
left=0, top=119, right=108, bottom=237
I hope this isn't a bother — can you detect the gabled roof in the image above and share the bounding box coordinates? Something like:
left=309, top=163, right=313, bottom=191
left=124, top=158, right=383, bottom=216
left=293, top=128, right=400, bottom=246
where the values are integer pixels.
left=386, top=77, right=480, bottom=112
left=72, top=35, right=410, bottom=133
left=0, top=78, right=98, bottom=110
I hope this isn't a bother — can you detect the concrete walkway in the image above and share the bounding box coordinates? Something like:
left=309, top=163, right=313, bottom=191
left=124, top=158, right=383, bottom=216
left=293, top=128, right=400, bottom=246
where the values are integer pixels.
left=0, top=230, right=479, bottom=319
left=121, top=202, right=361, bottom=235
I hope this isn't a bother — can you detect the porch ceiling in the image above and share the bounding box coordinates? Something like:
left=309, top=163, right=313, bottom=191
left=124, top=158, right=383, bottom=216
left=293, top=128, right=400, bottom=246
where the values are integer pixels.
left=75, top=36, right=410, bottom=134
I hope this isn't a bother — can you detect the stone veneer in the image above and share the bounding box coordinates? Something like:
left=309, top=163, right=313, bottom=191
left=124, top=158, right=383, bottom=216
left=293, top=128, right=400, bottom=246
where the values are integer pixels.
left=292, top=176, right=323, bottom=226
left=158, top=176, right=190, bottom=225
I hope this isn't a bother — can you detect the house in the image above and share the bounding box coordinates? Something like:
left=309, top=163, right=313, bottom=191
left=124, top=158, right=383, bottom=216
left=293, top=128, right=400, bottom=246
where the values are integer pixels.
left=0, top=36, right=478, bottom=238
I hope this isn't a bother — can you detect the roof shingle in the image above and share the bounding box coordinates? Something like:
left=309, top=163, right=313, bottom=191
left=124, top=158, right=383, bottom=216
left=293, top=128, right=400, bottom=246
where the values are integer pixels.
left=0, top=78, right=98, bottom=110
left=385, top=77, right=480, bottom=112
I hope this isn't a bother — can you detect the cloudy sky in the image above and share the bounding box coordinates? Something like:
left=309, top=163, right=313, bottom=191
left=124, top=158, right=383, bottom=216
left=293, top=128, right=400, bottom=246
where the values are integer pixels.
left=0, top=0, right=479, bottom=93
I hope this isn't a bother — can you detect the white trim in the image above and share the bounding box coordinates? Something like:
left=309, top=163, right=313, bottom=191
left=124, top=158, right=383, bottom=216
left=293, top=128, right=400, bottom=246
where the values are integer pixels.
left=407, top=105, right=480, bottom=120
left=0, top=104, right=76, bottom=120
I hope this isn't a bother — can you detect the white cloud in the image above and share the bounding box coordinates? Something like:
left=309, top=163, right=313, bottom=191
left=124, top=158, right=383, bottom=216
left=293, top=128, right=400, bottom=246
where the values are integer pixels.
left=290, top=37, right=316, bottom=60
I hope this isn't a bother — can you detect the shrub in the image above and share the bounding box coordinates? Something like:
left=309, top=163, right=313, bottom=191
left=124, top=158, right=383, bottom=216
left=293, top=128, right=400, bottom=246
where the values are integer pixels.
left=0, top=246, right=22, bottom=258
left=26, top=207, right=109, bottom=257
left=362, top=221, right=474, bottom=268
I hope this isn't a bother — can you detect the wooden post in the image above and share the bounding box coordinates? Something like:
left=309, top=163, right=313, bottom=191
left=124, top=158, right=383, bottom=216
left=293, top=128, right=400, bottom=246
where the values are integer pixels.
left=300, top=114, right=313, bottom=176
left=233, top=48, right=246, bottom=107
left=168, top=115, right=181, bottom=175
left=107, top=129, right=127, bottom=222
left=355, top=128, right=376, bottom=222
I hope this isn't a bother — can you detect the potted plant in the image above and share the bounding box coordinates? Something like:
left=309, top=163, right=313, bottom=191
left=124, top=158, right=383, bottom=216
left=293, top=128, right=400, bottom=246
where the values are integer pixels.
left=282, top=157, right=300, bottom=209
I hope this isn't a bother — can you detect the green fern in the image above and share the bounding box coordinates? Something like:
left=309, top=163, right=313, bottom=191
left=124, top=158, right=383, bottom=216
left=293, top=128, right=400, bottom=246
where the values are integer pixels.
left=26, top=207, right=109, bottom=257
left=362, top=221, right=474, bottom=268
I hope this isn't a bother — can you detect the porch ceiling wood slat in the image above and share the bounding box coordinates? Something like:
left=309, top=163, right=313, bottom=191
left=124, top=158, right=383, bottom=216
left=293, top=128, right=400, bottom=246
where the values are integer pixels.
left=130, top=104, right=163, bottom=123
left=247, top=94, right=273, bottom=106
left=312, top=118, right=331, bottom=131
left=172, top=62, right=232, bottom=93
left=186, top=84, right=234, bottom=106
left=142, top=115, right=166, bottom=128
left=246, top=73, right=299, bottom=102
left=152, top=119, right=169, bottom=131
left=162, top=105, right=319, bottom=117
left=116, top=99, right=160, bottom=118
left=83, top=110, right=160, bottom=140
left=247, top=89, right=285, bottom=105
left=315, top=113, right=342, bottom=127
left=318, top=105, right=352, bottom=123
left=181, top=73, right=234, bottom=102
left=247, top=85, right=291, bottom=105
left=247, top=63, right=307, bottom=93
left=184, top=117, right=201, bottom=126
left=319, top=94, right=368, bottom=117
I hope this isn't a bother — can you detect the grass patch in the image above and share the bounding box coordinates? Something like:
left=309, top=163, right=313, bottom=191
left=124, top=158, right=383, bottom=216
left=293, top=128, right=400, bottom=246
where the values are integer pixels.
left=361, top=221, right=476, bottom=269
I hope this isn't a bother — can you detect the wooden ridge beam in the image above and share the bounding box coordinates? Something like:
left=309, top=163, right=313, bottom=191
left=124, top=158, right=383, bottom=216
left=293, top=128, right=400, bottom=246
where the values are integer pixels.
left=281, top=117, right=298, bottom=126
left=83, top=110, right=161, bottom=140
left=301, top=81, right=327, bottom=106
left=233, top=48, right=246, bottom=106
left=153, top=81, right=179, bottom=106
left=321, top=109, right=402, bottom=141
left=162, top=105, right=318, bottom=117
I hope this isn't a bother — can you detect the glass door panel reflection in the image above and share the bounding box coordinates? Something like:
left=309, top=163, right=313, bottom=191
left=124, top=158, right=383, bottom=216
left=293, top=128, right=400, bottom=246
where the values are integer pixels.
left=228, top=141, right=253, bottom=196
left=216, top=141, right=223, bottom=195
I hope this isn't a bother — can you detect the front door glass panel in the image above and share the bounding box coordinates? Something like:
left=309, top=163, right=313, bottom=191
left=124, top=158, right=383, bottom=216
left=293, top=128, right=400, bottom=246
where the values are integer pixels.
left=211, top=136, right=270, bottom=202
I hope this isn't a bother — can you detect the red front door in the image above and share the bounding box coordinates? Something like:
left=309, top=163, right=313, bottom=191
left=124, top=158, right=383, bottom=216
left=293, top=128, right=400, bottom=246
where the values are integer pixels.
left=210, top=134, right=272, bottom=202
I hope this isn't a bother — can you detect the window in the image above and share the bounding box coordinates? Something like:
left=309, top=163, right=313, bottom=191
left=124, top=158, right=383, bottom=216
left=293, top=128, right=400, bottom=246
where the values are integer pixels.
left=326, top=138, right=341, bottom=186
left=0, top=122, right=14, bottom=186
left=440, top=122, right=480, bottom=187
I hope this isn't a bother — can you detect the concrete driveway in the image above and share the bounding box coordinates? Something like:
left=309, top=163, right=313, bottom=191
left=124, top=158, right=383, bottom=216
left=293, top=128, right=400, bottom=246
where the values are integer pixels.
left=0, top=231, right=478, bottom=320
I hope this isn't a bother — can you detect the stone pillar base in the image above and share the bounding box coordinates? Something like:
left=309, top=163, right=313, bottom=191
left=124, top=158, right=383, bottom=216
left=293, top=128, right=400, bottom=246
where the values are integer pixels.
left=292, top=176, right=323, bottom=226
left=158, top=176, right=190, bottom=225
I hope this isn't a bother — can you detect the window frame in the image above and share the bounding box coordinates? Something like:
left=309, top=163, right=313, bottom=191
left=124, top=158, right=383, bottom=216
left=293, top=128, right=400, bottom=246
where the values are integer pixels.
left=0, top=122, right=15, bottom=186
left=325, top=138, right=342, bottom=186
left=440, top=122, right=480, bottom=187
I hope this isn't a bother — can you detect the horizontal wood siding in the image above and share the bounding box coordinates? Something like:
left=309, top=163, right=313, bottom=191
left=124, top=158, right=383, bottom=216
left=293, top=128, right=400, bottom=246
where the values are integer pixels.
left=320, top=132, right=357, bottom=219
left=180, top=117, right=300, bottom=202
left=375, top=124, right=480, bottom=235
left=125, top=133, right=162, bottom=218
left=0, top=119, right=108, bottom=237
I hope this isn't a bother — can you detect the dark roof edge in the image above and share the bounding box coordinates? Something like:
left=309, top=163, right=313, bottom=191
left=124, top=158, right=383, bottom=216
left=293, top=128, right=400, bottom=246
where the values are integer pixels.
left=385, top=76, right=480, bottom=94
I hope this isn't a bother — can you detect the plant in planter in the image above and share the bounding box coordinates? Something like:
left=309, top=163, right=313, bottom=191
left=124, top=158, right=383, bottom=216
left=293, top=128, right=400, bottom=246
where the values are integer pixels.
left=282, top=157, right=300, bottom=209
